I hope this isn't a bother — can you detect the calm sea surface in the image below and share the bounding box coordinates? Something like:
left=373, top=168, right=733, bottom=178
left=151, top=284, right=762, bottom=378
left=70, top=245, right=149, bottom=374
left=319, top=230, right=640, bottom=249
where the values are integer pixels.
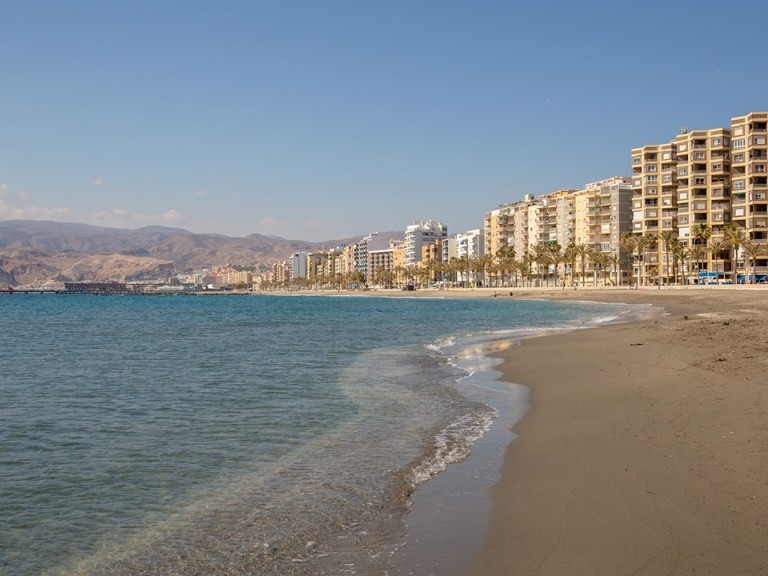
left=1, top=293, right=642, bottom=575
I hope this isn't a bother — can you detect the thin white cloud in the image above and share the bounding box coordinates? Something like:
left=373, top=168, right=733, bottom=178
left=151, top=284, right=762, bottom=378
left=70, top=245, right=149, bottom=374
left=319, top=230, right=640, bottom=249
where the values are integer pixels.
left=87, top=208, right=186, bottom=228
left=255, top=216, right=286, bottom=234
left=0, top=184, right=71, bottom=220
left=91, top=177, right=106, bottom=188
left=0, top=203, right=73, bottom=220
left=161, top=209, right=182, bottom=222
left=0, top=183, right=186, bottom=230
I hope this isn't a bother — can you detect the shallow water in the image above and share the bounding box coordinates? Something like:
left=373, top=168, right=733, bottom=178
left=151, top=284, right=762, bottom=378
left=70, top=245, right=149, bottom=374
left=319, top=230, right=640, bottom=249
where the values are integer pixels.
left=0, top=293, right=641, bottom=575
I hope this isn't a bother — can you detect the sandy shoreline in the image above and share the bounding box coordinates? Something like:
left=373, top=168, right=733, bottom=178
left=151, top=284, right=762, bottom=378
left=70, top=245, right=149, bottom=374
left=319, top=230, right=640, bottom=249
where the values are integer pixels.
left=268, top=286, right=768, bottom=573
left=465, top=287, right=768, bottom=575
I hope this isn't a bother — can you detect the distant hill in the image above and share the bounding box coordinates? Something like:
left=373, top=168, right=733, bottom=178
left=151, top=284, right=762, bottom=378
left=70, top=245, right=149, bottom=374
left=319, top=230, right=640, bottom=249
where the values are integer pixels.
left=0, top=220, right=377, bottom=285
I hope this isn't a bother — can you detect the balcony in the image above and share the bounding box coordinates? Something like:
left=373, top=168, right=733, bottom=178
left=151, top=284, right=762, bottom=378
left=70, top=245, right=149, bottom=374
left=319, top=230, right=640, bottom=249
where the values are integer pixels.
left=749, top=218, right=768, bottom=229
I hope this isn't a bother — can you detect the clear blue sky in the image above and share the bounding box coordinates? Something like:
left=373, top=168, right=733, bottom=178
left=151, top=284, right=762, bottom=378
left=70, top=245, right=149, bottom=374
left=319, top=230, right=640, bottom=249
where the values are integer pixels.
left=1, top=0, right=766, bottom=241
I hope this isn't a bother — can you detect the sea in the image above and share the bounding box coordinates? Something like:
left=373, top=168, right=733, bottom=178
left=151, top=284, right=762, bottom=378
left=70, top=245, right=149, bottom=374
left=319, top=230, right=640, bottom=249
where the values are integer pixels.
left=1, top=292, right=645, bottom=576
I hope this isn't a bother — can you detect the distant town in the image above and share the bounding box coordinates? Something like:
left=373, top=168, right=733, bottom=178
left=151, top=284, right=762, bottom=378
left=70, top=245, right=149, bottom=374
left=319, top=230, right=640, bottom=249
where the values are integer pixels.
left=6, top=110, right=767, bottom=294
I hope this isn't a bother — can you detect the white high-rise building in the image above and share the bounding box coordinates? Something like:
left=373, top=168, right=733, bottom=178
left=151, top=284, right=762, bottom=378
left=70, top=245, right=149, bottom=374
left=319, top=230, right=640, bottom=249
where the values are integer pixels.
left=404, top=219, right=448, bottom=266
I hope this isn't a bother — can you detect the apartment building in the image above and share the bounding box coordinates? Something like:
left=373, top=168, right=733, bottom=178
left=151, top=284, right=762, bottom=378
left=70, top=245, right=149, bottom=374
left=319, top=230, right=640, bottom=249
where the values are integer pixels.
left=483, top=180, right=631, bottom=284
left=584, top=177, right=633, bottom=254
left=368, top=246, right=393, bottom=286
left=404, top=220, right=448, bottom=266
left=483, top=194, right=537, bottom=258
left=631, top=111, right=768, bottom=284
left=732, top=112, right=768, bottom=244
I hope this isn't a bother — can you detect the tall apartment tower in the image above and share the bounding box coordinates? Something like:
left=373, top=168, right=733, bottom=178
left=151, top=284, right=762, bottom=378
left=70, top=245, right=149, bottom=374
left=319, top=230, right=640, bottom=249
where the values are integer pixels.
left=632, top=111, right=768, bottom=284
left=731, top=112, right=768, bottom=244
left=631, top=142, right=678, bottom=282
left=404, top=220, right=448, bottom=266
left=484, top=194, right=536, bottom=257
left=676, top=127, right=732, bottom=243
left=584, top=177, right=633, bottom=253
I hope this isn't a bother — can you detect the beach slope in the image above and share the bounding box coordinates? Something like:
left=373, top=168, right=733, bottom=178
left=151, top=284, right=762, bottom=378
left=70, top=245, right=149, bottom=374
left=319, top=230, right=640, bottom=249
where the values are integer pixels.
left=470, top=289, right=768, bottom=575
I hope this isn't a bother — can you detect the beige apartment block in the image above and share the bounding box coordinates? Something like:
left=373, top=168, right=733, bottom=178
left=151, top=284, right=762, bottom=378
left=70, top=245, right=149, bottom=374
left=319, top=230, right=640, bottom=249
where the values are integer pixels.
left=539, top=189, right=577, bottom=248
left=631, top=111, right=768, bottom=284
left=572, top=177, right=633, bottom=284
left=631, top=142, right=678, bottom=283
left=483, top=193, right=536, bottom=258
left=367, top=247, right=394, bottom=286
left=676, top=126, right=732, bottom=240
left=731, top=111, right=768, bottom=278
left=484, top=182, right=631, bottom=285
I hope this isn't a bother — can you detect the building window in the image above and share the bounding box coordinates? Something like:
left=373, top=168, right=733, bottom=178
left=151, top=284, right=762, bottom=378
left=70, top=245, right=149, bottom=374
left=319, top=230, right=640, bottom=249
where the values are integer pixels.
left=734, top=139, right=746, bottom=149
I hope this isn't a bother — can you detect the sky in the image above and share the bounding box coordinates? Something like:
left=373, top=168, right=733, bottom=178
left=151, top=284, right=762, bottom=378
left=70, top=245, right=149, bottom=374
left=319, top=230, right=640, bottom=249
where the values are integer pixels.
left=1, top=0, right=767, bottom=242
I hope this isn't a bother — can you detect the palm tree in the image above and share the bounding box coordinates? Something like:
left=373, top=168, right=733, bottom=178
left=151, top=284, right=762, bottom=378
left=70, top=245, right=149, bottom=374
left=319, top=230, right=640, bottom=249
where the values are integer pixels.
left=547, top=241, right=563, bottom=286
left=742, top=239, right=765, bottom=284
left=708, top=238, right=728, bottom=283
left=495, top=246, right=516, bottom=287
left=594, top=251, right=613, bottom=286
left=619, top=232, right=638, bottom=286
left=393, top=265, right=406, bottom=289
left=658, top=230, right=677, bottom=285
left=563, top=243, right=579, bottom=287
left=605, top=253, right=621, bottom=286
left=685, top=243, right=706, bottom=284
left=636, top=234, right=657, bottom=286
left=574, top=243, right=593, bottom=287
left=669, top=238, right=685, bottom=284
left=521, top=251, right=536, bottom=287
left=455, top=255, right=472, bottom=288
left=530, top=244, right=549, bottom=286
left=692, top=222, right=712, bottom=247
left=477, top=253, right=494, bottom=288
left=723, top=224, right=747, bottom=285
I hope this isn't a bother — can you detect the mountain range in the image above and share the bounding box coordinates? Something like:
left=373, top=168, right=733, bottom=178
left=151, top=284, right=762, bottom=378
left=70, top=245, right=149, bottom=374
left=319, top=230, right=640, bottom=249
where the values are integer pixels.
left=0, top=220, right=365, bottom=286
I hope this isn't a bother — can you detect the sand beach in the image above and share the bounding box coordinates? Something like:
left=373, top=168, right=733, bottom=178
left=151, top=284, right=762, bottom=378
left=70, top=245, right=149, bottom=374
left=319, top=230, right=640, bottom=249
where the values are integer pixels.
left=269, top=285, right=768, bottom=574
left=463, top=286, right=768, bottom=575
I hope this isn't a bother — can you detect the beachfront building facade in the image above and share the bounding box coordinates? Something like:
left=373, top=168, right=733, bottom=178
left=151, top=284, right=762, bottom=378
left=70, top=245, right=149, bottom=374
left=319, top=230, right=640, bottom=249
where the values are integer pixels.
left=483, top=181, right=632, bottom=285
left=404, top=219, right=448, bottom=266
left=732, top=112, right=768, bottom=279
left=290, top=252, right=308, bottom=280
left=368, top=246, right=394, bottom=287
left=630, top=111, right=768, bottom=285
left=454, top=229, right=485, bottom=286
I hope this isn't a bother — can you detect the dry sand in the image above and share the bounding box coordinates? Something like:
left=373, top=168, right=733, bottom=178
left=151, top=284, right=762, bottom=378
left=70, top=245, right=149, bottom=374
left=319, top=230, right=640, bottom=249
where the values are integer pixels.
left=466, top=287, right=768, bottom=576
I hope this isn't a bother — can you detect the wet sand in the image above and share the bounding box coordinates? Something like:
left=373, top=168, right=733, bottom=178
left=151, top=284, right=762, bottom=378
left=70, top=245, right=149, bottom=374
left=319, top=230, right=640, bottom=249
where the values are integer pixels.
left=468, top=287, right=768, bottom=575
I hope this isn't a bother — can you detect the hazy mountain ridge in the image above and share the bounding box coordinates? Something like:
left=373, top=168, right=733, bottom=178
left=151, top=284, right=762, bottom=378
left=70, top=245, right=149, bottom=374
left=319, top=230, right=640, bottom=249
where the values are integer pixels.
left=0, top=220, right=365, bottom=285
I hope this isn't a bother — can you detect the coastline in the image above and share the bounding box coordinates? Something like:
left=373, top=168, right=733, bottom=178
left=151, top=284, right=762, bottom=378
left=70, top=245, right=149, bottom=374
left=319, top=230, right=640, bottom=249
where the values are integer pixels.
left=266, top=285, right=768, bottom=574
left=468, top=287, right=768, bottom=575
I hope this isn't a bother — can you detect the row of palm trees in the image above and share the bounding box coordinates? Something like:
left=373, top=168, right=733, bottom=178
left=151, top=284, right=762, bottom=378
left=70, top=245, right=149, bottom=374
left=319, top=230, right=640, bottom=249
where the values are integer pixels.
left=261, top=224, right=767, bottom=291
left=621, top=223, right=767, bottom=285
left=385, top=242, right=624, bottom=289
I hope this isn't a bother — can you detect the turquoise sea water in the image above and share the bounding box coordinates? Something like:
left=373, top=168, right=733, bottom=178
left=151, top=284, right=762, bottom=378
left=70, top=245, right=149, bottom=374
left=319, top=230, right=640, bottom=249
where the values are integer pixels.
left=1, top=293, right=642, bottom=575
